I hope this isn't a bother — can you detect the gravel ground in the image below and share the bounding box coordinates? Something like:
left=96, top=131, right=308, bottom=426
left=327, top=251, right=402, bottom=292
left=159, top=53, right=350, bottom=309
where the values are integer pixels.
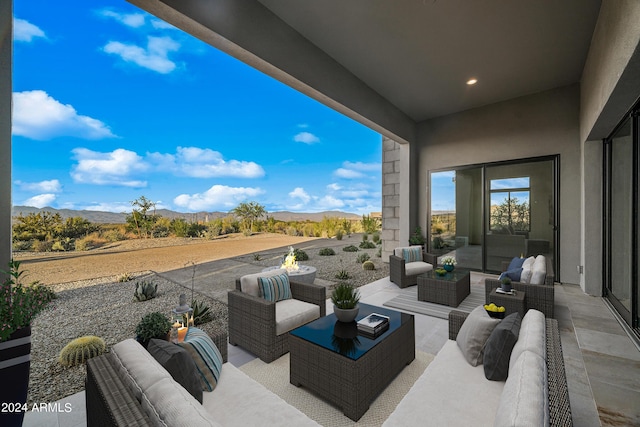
left=25, top=236, right=390, bottom=405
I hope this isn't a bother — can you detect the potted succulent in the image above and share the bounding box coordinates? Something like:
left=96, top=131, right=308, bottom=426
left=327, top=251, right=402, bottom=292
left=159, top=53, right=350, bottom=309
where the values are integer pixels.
left=1, top=260, right=55, bottom=427
left=135, top=311, right=172, bottom=348
left=441, top=256, right=457, bottom=272
left=500, top=276, right=512, bottom=293
left=331, top=282, right=361, bottom=323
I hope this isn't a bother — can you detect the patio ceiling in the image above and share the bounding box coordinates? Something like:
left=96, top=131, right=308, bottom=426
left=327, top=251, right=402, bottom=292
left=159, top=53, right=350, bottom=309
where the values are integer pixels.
left=129, top=0, right=601, bottom=142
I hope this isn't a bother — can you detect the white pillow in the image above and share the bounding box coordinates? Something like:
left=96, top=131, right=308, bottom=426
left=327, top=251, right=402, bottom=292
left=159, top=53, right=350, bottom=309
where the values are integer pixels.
left=520, top=267, right=533, bottom=284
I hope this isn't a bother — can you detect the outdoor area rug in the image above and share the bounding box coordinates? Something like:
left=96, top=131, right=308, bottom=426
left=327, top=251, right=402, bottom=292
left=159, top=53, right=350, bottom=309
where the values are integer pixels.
left=240, top=351, right=434, bottom=427
left=383, top=284, right=485, bottom=319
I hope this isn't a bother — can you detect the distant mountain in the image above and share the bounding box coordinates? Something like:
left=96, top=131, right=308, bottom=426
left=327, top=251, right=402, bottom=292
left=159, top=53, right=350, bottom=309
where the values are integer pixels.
left=11, top=206, right=362, bottom=224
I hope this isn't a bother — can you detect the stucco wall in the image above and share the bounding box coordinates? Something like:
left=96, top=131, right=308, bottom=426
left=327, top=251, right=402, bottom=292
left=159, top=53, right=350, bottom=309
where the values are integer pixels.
left=416, top=85, right=581, bottom=284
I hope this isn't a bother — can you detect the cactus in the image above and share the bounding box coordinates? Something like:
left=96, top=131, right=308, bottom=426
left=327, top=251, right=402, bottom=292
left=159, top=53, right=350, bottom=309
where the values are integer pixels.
left=362, top=260, right=375, bottom=270
left=356, top=253, right=371, bottom=264
left=191, top=299, right=213, bottom=325
left=59, top=336, right=106, bottom=367
left=133, top=280, right=158, bottom=301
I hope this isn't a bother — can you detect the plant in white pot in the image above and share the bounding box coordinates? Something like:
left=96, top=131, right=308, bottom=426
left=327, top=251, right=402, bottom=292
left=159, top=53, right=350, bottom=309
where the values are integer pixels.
left=331, top=282, right=360, bottom=323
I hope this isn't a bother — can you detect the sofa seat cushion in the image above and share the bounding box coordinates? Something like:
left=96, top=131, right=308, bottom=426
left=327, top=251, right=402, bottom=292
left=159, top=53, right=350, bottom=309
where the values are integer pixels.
left=111, top=338, right=173, bottom=402
left=141, top=377, right=221, bottom=427
left=240, top=268, right=287, bottom=298
left=494, top=350, right=549, bottom=427
left=275, top=299, right=320, bottom=336
left=203, top=362, right=320, bottom=426
left=510, top=309, right=546, bottom=371
left=404, top=261, right=433, bottom=276
left=382, top=340, right=504, bottom=427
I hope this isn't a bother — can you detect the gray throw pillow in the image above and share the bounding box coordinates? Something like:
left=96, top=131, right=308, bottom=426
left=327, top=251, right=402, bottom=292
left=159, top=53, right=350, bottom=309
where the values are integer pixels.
left=456, top=305, right=501, bottom=366
left=147, top=338, right=203, bottom=403
left=483, top=312, right=522, bottom=381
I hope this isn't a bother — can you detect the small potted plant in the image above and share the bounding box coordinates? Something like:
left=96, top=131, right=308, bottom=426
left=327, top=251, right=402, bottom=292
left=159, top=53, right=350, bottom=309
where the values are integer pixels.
left=500, top=276, right=512, bottom=293
left=441, top=256, right=457, bottom=272
left=331, top=282, right=360, bottom=323
left=135, top=312, right=172, bottom=348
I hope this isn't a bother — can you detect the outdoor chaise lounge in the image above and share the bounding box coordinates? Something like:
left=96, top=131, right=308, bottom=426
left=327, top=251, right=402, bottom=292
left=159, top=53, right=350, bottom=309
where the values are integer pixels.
left=389, top=246, right=437, bottom=288
left=228, top=268, right=326, bottom=363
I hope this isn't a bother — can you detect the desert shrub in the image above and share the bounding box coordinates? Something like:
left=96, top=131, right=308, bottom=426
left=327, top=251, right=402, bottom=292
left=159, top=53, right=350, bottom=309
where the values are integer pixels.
left=343, top=245, right=359, bottom=252
left=202, top=224, right=222, bottom=239
left=286, top=226, right=299, bottom=236
left=293, top=248, right=309, bottom=261
left=12, top=240, right=32, bottom=251
left=74, top=236, right=98, bottom=251
left=171, top=218, right=191, bottom=237
left=359, top=240, right=376, bottom=249
left=335, top=229, right=343, bottom=240
left=135, top=312, right=171, bottom=347
left=335, top=269, right=350, bottom=280
left=302, top=223, right=316, bottom=237
left=243, top=228, right=253, bottom=237
left=52, top=238, right=74, bottom=251
left=118, top=272, right=133, bottom=282
left=356, top=253, right=371, bottom=263
left=59, top=336, right=106, bottom=367
left=372, top=232, right=380, bottom=243
left=191, top=299, right=214, bottom=325
left=32, top=240, right=53, bottom=252
left=362, top=260, right=375, bottom=270
left=102, top=228, right=126, bottom=242
left=59, top=217, right=100, bottom=239
left=133, top=280, right=158, bottom=302
left=376, top=246, right=382, bottom=257
left=253, top=253, right=262, bottom=261
left=318, top=248, right=335, bottom=256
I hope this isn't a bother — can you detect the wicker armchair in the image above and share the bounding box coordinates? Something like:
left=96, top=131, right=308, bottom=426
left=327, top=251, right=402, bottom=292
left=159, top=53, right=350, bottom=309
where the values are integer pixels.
left=389, top=247, right=437, bottom=288
left=485, top=257, right=555, bottom=317
left=228, top=276, right=326, bottom=363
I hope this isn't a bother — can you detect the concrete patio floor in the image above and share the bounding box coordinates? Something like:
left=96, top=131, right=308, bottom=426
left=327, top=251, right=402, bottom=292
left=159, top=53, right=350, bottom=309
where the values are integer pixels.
left=23, top=255, right=640, bottom=427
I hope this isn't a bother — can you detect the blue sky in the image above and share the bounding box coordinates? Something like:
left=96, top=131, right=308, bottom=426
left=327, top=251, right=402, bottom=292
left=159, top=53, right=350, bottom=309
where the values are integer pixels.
left=12, top=1, right=382, bottom=215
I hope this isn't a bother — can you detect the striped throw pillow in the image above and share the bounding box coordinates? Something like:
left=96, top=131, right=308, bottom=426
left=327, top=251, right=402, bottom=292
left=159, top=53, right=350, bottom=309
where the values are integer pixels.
left=177, top=327, right=223, bottom=392
left=402, top=247, right=423, bottom=263
left=258, top=273, right=292, bottom=302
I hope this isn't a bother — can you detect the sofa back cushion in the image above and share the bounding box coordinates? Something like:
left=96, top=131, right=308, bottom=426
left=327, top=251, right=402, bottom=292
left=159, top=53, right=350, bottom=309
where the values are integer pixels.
left=240, top=268, right=287, bottom=297
left=456, top=305, right=501, bottom=366
left=494, top=350, right=549, bottom=427
left=148, top=339, right=203, bottom=403
left=509, top=309, right=546, bottom=372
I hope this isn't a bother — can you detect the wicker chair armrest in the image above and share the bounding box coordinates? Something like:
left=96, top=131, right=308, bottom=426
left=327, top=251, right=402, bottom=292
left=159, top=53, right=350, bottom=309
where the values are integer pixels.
left=448, top=310, right=469, bottom=340
left=423, top=252, right=438, bottom=266
left=228, top=289, right=277, bottom=323
left=389, top=254, right=405, bottom=266
left=290, top=280, right=327, bottom=317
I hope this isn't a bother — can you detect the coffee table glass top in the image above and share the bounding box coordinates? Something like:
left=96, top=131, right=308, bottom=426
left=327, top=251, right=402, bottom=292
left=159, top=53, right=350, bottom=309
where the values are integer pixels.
left=290, top=303, right=411, bottom=361
left=423, top=267, right=471, bottom=281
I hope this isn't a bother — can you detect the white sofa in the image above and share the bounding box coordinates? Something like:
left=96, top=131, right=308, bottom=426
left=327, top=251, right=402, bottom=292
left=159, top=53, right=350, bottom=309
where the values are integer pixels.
left=86, top=332, right=319, bottom=427
left=383, top=308, right=572, bottom=427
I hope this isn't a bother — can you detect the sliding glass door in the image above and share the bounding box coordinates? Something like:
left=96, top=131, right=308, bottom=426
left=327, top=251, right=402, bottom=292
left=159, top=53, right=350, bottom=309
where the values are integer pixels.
left=429, top=157, right=557, bottom=275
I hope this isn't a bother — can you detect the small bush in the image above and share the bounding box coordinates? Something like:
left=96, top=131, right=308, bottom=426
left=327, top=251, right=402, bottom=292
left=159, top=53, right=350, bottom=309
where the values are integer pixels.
left=343, top=245, right=359, bottom=252
left=191, top=299, right=214, bottom=325
left=32, top=240, right=53, bottom=252
left=243, top=229, right=253, bottom=237
left=356, top=253, right=371, bottom=263
left=362, top=234, right=369, bottom=242
left=359, top=241, right=376, bottom=249
left=59, top=336, right=106, bottom=367
left=293, top=248, right=309, bottom=261
left=318, top=248, right=335, bottom=256
left=376, top=247, right=382, bottom=257
left=75, top=235, right=103, bottom=251
left=253, top=253, right=262, bottom=261
left=133, top=280, right=158, bottom=302
left=12, top=240, right=32, bottom=251
left=202, top=225, right=222, bottom=239
left=52, top=238, right=74, bottom=251
left=102, top=228, right=126, bottom=242
left=335, top=270, right=350, bottom=280
left=335, top=229, right=343, bottom=240
left=135, top=312, right=171, bottom=347
left=372, top=232, right=380, bottom=243
left=118, top=272, right=133, bottom=282
left=362, top=260, right=375, bottom=270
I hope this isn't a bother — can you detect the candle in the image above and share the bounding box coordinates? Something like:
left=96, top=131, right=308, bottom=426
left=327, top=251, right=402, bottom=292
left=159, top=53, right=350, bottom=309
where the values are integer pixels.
left=177, top=326, right=188, bottom=342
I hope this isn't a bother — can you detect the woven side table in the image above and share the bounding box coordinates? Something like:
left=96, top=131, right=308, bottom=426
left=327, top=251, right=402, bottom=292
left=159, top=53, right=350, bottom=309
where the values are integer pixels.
left=488, top=289, right=526, bottom=318
left=417, top=268, right=470, bottom=307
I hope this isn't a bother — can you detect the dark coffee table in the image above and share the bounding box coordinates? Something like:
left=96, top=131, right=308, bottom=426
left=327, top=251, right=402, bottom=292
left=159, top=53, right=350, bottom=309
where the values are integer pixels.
left=289, top=303, right=415, bottom=421
left=417, top=268, right=471, bottom=306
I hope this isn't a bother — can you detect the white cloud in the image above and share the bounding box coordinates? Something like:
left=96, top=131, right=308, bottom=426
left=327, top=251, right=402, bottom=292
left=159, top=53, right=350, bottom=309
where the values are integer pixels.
left=71, top=148, right=148, bottom=187
left=293, top=132, right=320, bottom=144
left=297, top=123, right=309, bottom=129
left=333, top=161, right=381, bottom=179
left=149, top=147, right=264, bottom=178
left=327, top=183, right=342, bottom=191
left=82, top=202, right=132, bottom=213
left=99, top=10, right=146, bottom=28
left=12, top=90, right=116, bottom=140
left=174, top=185, right=264, bottom=211
left=13, top=18, right=46, bottom=42
left=24, top=194, right=56, bottom=208
left=151, top=19, right=176, bottom=30
left=288, top=187, right=311, bottom=204
left=318, top=195, right=345, bottom=209
left=16, top=179, right=62, bottom=193
left=103, top=36, right=180, bottom=74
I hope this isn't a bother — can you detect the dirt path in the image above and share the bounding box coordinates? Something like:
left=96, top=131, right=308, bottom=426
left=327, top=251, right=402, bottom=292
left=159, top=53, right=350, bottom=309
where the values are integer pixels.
left=14, top=234, right=320, bottom=285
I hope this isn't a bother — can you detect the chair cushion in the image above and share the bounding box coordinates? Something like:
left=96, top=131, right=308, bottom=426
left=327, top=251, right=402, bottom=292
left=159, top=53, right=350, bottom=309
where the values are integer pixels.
left=275, top=299, right=320, bottom=335
left=401, top=246, right=423, bottom=263
left=456, top=305, right=501, bottom=366
left=240, top=268, right=287, bottom=297
left=509, top=309, right=546, bottom=372
left=404, top=261, right=433, bottom=276
left=148, top=338, right=203, bottom=403
left=483, top=313, right=521, bottom=381
left=494, top=350, right=549, bottom=427
left=507, top=256, right=526, bottom=271
left=177, top=328, right=223, bottom=392
left=258, top=273, right=292, bottom=302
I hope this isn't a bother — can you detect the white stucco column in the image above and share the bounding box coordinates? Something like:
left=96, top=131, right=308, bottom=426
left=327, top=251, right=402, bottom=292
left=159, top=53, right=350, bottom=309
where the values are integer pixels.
left=0, top=2, right=12, bottom=274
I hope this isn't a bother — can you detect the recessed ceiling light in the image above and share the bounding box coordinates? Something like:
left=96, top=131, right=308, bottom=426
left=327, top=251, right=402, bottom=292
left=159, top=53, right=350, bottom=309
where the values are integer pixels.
left=467, top=78, right=478, bottom=85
